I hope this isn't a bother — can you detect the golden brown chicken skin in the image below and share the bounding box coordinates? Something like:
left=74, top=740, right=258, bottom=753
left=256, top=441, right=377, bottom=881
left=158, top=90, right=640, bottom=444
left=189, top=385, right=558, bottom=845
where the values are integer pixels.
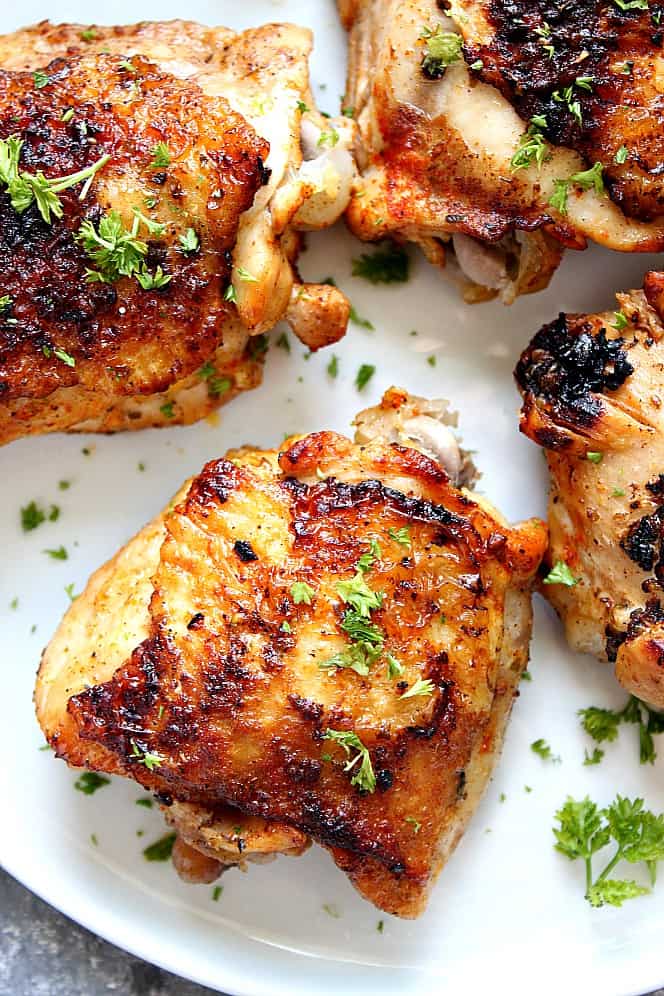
left=0, top=53, right=266, bottom=418
left=0, top=20, right=354, bottom=445
left=516, top=272, right=664, bottom=709
left=36, top=389, right=546, bottom=916
left=340, top=0, right=664, bottom=302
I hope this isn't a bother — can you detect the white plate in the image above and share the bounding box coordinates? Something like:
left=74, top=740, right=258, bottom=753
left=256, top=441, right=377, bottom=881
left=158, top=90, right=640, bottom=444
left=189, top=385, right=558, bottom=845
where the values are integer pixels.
left=1, top=3, right=664, bottom=994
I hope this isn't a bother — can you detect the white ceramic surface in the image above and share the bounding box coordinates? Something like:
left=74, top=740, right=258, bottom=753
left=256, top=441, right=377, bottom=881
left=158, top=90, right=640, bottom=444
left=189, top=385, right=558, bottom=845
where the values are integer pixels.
left=1, top=3, right=664, bottom=994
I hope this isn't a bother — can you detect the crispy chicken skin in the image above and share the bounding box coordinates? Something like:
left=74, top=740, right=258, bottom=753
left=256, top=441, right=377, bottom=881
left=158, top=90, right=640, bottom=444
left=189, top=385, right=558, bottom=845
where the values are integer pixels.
left=340, top=0, right=664, bottom=302
left=36, top=388, right=546, bottom=916
left=0, top=20, right=354, bottom=445
left=516, top=273, right=664, bottom=709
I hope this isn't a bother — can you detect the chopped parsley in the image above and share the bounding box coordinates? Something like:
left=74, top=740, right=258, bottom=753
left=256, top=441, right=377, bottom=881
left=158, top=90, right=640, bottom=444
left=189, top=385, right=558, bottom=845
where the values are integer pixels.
left=212, top=885, right=223, bottom=901
left=320, top=642, right=379, bottom=677
left=77, top=210, right=170, bottom=289
left=317, top=129, right=340, bottom=148
left=357, top=538, right=381, bottom=573
left=54, top=347, right=75, bottom=367
left=349, top=305, right=374, bottom=330
left=420, top=25, right=463, bottom=78
left=322, top=903, right=340, bottom=918
left=151, top=142, right=171, bottom=169
left=275, top=332, right=291, bottom=352
left=584, top=748, right=604, bottom=766
left=615, top=145, right=628, bottom=165
left=135, top=797, right=154, bottom=808
left=388, top=526, right=411, bottom=549
left=586, top=451, right=603, bottom=464
left=43, top=545, right=68, bottom=560
left=386, top=654, right=404, bottom=679
left=208, top=376, right=231, bottom=398
left=296, top=100, right=309, bottom=113
left=64, top=582, right=78, bottom=602
left=322, top=729, right=376, bottom=793
left=0, top=294, right=12, bottom=314
left=130, top=740, right=164, bottom=770
left=612, top=0, right=648, bottom=9
left=554, top=794, right=664, bottom=907
left=0, top=136, right=109, bottom=224
left=33, top=70, right=50, bottom=89
left=612, top=310, right=629, bottom=331
left=326, top=354, right=339, bottom=378
left=143, top=832, right=176, bottom=862
left=236, top=266, right=258, bottom=283
left=355, top=364, right=376, bottom=391
left=549, top=162, right=605, bottom=215
left=405, top=816, right=421, bottom=832
left=579, top=696, right=664, bottom=765
left=21, top=501, right=59, bottom=532
left=351, top=242, right=409, bottom=284
left=159, top=401, right=175, bottom=419
left=136, top=265, right=172, bottom=291
left=542, top=561, right=578, bottom=587
left=336, top=571, right=383, bottom=617
left=531, top=738, right=561, bottom=763
left=400, top=678, right=435, bottom=700
left=74, top=771, right=110, bottom=795
left=511, top=118, right=550, bottom=172
left=80, top=28, right=97, bottom=42
left=224, top=284, right=237, bottom=303
left=290, top=580, right=315, bottom=605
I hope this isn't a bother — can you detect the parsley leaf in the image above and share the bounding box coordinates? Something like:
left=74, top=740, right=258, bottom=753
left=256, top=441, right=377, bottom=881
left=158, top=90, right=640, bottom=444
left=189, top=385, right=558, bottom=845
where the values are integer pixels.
left=542, top=561, right=578, bottom=587
left=580, top=696, right=664, bottom=764
left=75, top=771, right=110, bottom=795
left=555, top=793, right=664, bottom=907
left=388, top=526, right=411, bottom=549
left=178, top=227, right=200, bottom=254
left=420, top=25, right=462, bottom=78
left=43, top=545, right=68, bottom=560
left=336, top=571, right=383, bottom=617
left=400, top=678, right=435, bottom=700
left=130, top=740, right=164, bottom=771
left=291, top=581, right=315, bottom=605
left=151, top=142, right=171, bottom=169
left=322, top=729, right=376, bottom=793
left=355, top=364, right=375, bottom=391
left=531, top=738, right=561, bottom=763
left=0, top=136, right=109, bottom=224
left=143, top=832, right=176, bottom=861
left=351, top=242, right=409, bottom=284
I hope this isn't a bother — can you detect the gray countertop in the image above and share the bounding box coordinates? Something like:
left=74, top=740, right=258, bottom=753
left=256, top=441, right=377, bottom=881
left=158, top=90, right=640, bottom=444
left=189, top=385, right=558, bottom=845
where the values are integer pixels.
left=0, top=870, right=221, bottom=996
left=1, top=866, right=662, bottom=996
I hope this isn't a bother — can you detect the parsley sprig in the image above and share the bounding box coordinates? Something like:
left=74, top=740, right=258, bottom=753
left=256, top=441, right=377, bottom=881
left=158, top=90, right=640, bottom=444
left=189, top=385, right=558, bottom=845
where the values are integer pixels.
left=554, top=795, right=664, bottom=907
left=0, top=135, right=109, bottom=224
left=322, top=729, right=376, bottom=793
left=420, top=25, right=462, bottom=78
left=352, top=242, right=409, bottom=284
left=77, top=210, right=172, bottom=289
left=579, top=696, right=664, bottom=765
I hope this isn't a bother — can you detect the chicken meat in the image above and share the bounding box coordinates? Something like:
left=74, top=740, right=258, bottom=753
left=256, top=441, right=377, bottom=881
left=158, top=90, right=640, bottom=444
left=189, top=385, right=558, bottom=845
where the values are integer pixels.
left=516, top=271, right=664, bottom=709
left=36, top=387, right=546, bottom=916
left=340, top=0, right=664, bottom=302
left=0, top=20, right=355, bottom=445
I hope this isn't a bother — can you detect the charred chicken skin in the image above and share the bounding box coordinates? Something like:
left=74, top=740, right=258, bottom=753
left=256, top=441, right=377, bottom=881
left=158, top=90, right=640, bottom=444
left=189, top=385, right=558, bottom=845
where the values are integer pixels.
left=0, top=20, right=354, bottom=445
left=340, top=0, right=664, bottom=302
left=36, top=389, right=546, bottom=917
left=516, top=272, right=664, bottom=710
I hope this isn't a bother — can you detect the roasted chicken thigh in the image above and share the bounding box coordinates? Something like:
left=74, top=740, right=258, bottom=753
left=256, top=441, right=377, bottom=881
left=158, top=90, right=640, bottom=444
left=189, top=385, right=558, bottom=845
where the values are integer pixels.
left=36, top=388, right=546, bottom=917
left=516, top=272, right=664, bottom=709
left=0, top=20, right=354, bottom=445
left=340, top=0, right=664, bottom=302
